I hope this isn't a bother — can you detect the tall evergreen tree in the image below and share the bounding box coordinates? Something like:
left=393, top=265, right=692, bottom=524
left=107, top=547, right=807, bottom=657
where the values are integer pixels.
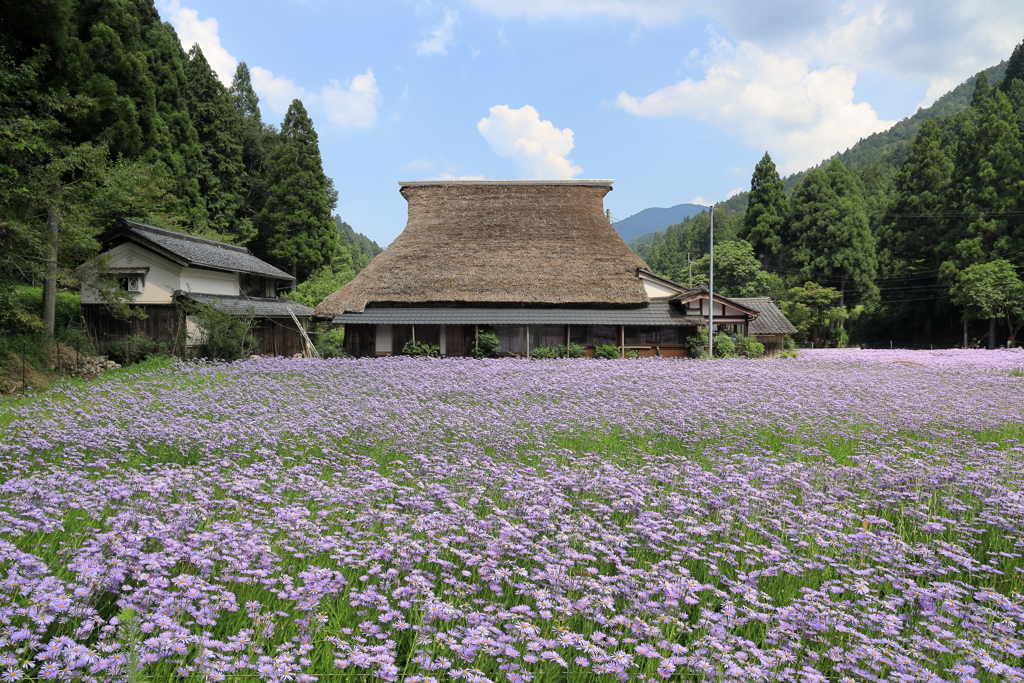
left=141, top=14, right=207, bottom=229
left=971, top=72, right=991, bottom=107
left=741, top=152, right=788, bottom=268
left=185, top=44, right=249, bottom=242
left=878, top=119, right=953, bottom=275
left=944, top=90, right=1024, bottom=268
left=259, top=99, right=339, bottom=282
left=1000, top=35, right=1024, bottom=92
left=230, top=62, right=273, bottom=240
left=786, top=158, right=878, bottom=306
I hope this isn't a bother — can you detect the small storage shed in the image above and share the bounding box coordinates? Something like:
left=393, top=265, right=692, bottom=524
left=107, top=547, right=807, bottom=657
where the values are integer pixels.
left=730, top=297, right=797, bottom=358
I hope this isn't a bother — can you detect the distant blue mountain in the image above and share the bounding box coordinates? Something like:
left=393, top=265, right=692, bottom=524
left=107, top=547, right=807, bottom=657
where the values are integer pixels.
left=613, top=203, right=706, bottom=241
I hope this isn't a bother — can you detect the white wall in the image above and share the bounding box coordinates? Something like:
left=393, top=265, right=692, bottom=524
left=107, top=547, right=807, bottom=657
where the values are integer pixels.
left=375, top=324, right=393, bottom=354
left=81, top=243, right=241, bottom=303
left=81, top=243, right=182, bottom=304
left=180, top=267, right=238, bottom=297
left=642, top=279, right=683, bottom=299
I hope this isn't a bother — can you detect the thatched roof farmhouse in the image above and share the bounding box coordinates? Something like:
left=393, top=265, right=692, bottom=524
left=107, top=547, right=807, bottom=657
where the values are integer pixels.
left=316, top=180, right=786, bottom=357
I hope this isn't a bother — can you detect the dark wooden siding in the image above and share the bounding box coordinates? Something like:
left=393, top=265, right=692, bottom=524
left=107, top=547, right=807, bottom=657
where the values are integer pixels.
left=82, top=304, right=182, bottom=355
left=446, top=324, right=467, bottom=356
left=253, top=318, right=306, bottom=357
left=345, top=324, right=376, bottom=357
left=756, top=334, right=785, bottom=359
left=392, top=325, right=413, bottom=354
left=414, top=324, right=441, bottom=347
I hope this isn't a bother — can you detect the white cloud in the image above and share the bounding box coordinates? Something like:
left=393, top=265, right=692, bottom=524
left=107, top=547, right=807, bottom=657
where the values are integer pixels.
left=250, top=67, right=379, bottom=129
left=321, top=70, right=380, bottom=129
left=415, top=9, right=460, bottom=56
left=472, top=0, right=1024, bottom=167
left=467, top=0, right=689, bottom=27
left=162, top=2, right=380, bottom=130
left=726, top=187, right=743, bottom=199
left=477, top=105, right=582, bottom=179
left=161, top=0, right=237, bottom=85
left=689, top=196, right=710, bottom=206
left=402, top=158, right=438, bottom=172
left=250, top=66, right=309, bottom=113
left=434, top=173, right=486, bottom=180
left=617, top=41, right=895, bottom=173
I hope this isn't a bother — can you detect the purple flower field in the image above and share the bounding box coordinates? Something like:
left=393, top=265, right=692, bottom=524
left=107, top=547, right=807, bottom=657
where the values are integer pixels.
left=1, top=349, right=1023, bottom=683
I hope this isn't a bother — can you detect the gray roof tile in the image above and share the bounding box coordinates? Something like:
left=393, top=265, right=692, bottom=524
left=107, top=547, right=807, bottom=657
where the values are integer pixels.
left=111, top=219, right=293, bottom=280
left=730, top=298, right=798, bottom=335
left=178, top=292, right=313, bottom=318
left=333, top=301, right=702, bottom=326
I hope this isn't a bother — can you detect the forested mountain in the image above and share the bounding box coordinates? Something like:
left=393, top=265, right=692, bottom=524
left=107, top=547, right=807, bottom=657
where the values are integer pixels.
left=634, top=48, right=1024, bottom=349
left=0, top=0, right=376, bottom=335
left=613, top=203, right=706, bottom=241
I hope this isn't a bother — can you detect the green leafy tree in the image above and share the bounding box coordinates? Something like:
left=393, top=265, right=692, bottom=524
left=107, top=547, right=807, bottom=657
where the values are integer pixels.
left=779, top=281, right=845, bottom=347
left=691, top=239, right=771, bottom=297
left=786, top=158, right=878, bottom=307
left=640, top=209, right=739, bottom=285
left=950, top=260, right=1024, bottom=346
left=741, top=152, right=788, bottom=267
left=258, top=99, right=339, bottom=282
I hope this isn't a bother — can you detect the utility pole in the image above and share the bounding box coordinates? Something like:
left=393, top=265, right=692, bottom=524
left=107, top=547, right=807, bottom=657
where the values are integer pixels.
left=687, top=253, right=692, bottom=289
left=708, top=204, right=715, bottom=358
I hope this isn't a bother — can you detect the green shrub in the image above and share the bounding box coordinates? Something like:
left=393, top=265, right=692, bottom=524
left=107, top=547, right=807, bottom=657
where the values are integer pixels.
left=402, top=340, right=440, bottom=357
left=188, top=303, right=256, bottom=361
left=780, top=348, right=799, bottom=359
left=713, top=332, right=737, bottom=358
left=474, top=330, right=500, bottom=358
left=106, top=335, right=172, bottom=365
left=308, top=322, right=347, bottom=358
left=735, top=334, right=765, bottom=358
left=594, top=343, right=621, bottom=359
left=687, top=328, right=709, bottom=358
left=529, top=344, right=562, bottom=359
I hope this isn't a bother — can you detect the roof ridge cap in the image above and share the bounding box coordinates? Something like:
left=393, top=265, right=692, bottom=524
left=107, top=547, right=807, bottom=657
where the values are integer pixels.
left=123, top=220, right=251, bottom=254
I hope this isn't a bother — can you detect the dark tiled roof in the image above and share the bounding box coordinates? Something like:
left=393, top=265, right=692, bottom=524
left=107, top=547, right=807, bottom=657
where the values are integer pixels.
left=333, top=301, right=702, bottom=326
left=107, top=219, right=293, bottom=280
left=177, top=292, right=313, bottom=318
left=731, top=297, right=798, bottom=335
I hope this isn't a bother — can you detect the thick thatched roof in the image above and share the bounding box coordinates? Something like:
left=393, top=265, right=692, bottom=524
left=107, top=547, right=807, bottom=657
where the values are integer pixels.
left=314, top=180, right=652, bottom=317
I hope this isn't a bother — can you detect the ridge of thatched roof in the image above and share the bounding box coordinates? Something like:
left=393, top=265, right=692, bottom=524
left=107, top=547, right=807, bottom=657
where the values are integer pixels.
left=314, top=181, right=652, bottom=317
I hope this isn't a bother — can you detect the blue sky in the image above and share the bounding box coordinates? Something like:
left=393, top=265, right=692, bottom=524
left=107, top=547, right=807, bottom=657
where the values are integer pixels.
left=158, top=0, right=1024, bottom=247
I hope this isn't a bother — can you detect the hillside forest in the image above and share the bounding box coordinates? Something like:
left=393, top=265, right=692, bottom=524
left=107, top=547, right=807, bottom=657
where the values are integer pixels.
left=0, top=0, right=381, bottom=348
left=634, top=50, right=1024, bottom=349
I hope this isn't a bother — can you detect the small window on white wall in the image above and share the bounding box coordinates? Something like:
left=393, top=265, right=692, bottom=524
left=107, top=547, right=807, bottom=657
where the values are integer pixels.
left=120, top=276, right=143, bottom=292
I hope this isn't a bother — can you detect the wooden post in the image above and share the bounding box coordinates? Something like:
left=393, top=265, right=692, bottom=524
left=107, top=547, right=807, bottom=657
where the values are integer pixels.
left=565, top=325, right=570, bottom=357
left=619, top=325, right=624, bottom=358
left=526, top=325, right=530, bottom=358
